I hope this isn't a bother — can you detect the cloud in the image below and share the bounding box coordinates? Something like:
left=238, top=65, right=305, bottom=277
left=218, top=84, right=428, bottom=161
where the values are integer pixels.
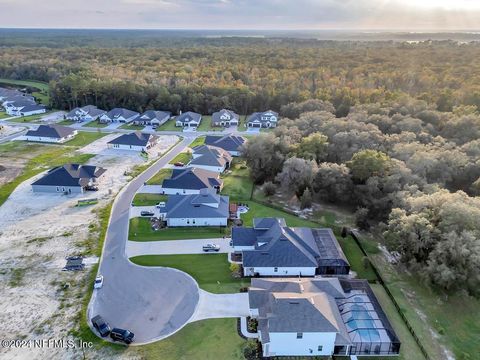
left=0, top=0, right=479, bottom=29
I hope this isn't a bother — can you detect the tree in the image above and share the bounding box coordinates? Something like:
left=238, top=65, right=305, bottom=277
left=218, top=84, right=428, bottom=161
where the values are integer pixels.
left=295, top=133, right=329, bottom=164
left=275, top=157, right=318, bottom=197
left=347, top=150, right=392, bottom=183
left=312, top=163, right=352, bottom=203
left=263, top=181, right=276, bottom=197
left=300, top=188, right=313, bottom=209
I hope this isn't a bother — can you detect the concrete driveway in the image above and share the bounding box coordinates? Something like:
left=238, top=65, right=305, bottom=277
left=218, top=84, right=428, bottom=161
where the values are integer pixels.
left=126, top=238, right=231, bottom=257
left=189, top=290, right=250, bottom=322
left=129, top=206, right=163, bottom=219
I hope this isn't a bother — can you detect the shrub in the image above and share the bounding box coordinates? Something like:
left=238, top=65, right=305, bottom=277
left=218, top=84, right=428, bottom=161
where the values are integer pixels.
left=263, top=181, right=276, bottom=197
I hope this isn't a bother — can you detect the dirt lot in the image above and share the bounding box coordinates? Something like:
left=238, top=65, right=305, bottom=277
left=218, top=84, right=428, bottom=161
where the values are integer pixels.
left=0, top=135, right=178, bottom=360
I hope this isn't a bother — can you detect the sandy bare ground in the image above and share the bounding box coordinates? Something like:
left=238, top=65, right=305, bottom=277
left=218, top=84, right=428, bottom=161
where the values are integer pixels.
left=0, top=124, right=24, bottom=139
left=0, top=135, right=178, bottom=360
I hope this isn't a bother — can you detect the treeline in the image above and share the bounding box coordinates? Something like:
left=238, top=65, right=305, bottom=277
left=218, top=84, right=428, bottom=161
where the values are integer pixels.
left=1, top=41, right=480, bottom=115
left=243, top=98, right=480, bottom=295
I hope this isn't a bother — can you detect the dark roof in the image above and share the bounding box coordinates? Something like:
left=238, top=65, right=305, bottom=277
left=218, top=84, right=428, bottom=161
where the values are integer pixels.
left=104, top=108, right=139, bottom=120
left=108, top=132, right=158, bottom=147
left=233, top=218, right=349, bottom=269
left=162, top=167, right=222, bottom=190
left=26, top=124, right=75, bottom=139
left=6, top=98, right=36, bottom=108
left=247, top=110, right=279, bottom=124
left=204, top=135, right=246, bottom=153
left=19, top=104, right=46, bottom=113
left=211, top=109, right=239, bottom=124
left=32, top=164, right=106, bottom=188
left=190, top=145, right=232, bottom=168
left=66, top=105, right=105, bottom=118
left=164, top=190, right=229, bottom=218
left=176, top=111, right=201, bottom=124
left=136, top=110, right=171, bottom=121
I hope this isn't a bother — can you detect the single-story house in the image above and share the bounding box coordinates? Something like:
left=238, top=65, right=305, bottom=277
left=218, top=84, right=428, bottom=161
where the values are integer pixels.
left=161, top=167, right=223, bottom=195
left=4, top=99, right=38, bottom=116
left=132, top=110, right=171, bottom=126
left=31, top=164, right=106, bottom=194
left=246, top=110, right=279, bottom=128
left=66, top=105, right=106, bottom=121
left=107, top=132, right=159, bottom=151
left=211, top=109, right=239, bottom=127
left=100, top=108, right=139, bottom=123
left=0, top=88, right=25, bottom=102
left=249, top=277, right=401, bottom=357
left=175, top=111, right=202, bottom=127
left=18, top=104, right=47, bottom=116
left=160, top=189, right=229, bottom=227
left=25, top=124, right=77, bottom=143
left=232, top=217, right=350, bottom=277
left=190, top=145, right=233, bottom=173
left=204, top=134, right=246, bottom=156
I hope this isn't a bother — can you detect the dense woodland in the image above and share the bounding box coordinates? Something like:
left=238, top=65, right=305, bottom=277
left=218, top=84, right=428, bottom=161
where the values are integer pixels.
left=1, top=36, right=479, bottom=295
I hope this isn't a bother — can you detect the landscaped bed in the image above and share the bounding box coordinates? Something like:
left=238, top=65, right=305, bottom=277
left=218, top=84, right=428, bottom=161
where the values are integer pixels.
left=129, top=217, right=229, bottom=241
left=129, top=253, right=248, bottom=293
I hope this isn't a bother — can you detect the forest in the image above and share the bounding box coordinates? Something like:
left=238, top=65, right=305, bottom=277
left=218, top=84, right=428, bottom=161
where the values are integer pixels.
left=1, top=35, right=479, bottom=295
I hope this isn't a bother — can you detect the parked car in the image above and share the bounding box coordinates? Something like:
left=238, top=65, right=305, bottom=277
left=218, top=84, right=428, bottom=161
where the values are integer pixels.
left=173, top=162, right=185, bottom=167
left=94, top=275, right=104, bottom=289
left=110, top=328, right=134, bottom=344
left=155, top=202, right=166, bottom=208
left=202, top=244, right=220, bottom=252
left=85, top=185, right=99, bottom=191
left=91, top=315, right=111, bottom=337
left=140, top=210, right=155, bottom=217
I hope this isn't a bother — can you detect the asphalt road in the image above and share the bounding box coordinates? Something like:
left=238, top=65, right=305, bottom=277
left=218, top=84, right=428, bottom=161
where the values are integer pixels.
left=87, top=136, right=201, bottom=345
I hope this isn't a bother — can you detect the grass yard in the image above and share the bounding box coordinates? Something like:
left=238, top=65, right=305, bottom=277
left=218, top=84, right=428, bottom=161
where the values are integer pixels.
left=188, top=136, right=205, bottom=148
left=168, top=151, right=192, bottom=165
left=132, top=193, right=167, bottom=206
left=0, top=111, right=10, bottom=119
left=130, top=253, right=248, bottom=293
left=221, top=159, right=253, bottom=201
left=138, top=318, right=245, bottom=360
left=8, top=113, right=48, bottom=123
left=146, top=168, right=172, bottom=185
left=157, top=118, right=179, bottom=131
left=240, top=201, right=318, bottom=228
left=129, top=217, right=229, bottom=241
left=196, top=116, right=222, bottom=132
left=119, top=123, right=144, bottom=130
left=57, top=119, right=75, bottom=125
left=65, top=131, right=107, bottom=147
left=82, top=120, right=108, bottom=128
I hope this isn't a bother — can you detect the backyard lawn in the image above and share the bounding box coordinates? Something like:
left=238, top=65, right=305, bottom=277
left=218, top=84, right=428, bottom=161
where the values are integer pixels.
left=146, top=168, right=172, bottom=185
left=240, top=201, right=318, bottom=228
left=221, top=159, right=253, bottom=201
left=130, top=253, right=248, bottom=293
left=83, top=120, right=108, bottom=128
left=168, top=151, right=192, bottom=165
left=129, top=217, right=229, bottom=241
left=138, top=318, right=245, bottom=360
left=132, top=193, right=167, bottom=206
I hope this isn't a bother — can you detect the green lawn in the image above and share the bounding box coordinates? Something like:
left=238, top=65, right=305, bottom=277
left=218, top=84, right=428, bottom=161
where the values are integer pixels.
left=119, top=123, right=144, bottom=130
left=196, top=116, right=223, bottom=132
left=138, top=318, right=245, bottom=360
left=65, top=131, right=107, bottom=147
left=129, top=217, right=228, bottom=241
left=240, top=201, right=318, bottom=228
left=8, top=113, right=47, bottom=123
left=130, top=254, right=248, bottom=293
left=57, top=120, right=75, bottom=125
left=132, top=193, right=167, bottom=206
left=82, top=120, right=108, bottom=128
left=168, top=151, right=192, bottom=165
left=157, top=118, right=179, bottom=131
left=146, top=168, right=172, bottom=185
left=188, top=136, right=206, bottom=148
left=221, top=159, right=253, bottom=201
left=0, top=111, right=10, bottom=119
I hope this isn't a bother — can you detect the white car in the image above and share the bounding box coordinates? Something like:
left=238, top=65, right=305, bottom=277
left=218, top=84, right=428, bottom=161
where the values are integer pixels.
left=202, top=244, right=220, bottom=252
left=94, top=275, right=104, bottom=289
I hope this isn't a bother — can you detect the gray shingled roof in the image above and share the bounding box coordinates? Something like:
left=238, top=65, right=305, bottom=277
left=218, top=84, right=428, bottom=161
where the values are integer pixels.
left=108, top=132, right=158, bottom=147
left=32, top=164, right=106, bottom=187
left=26, top=124, right=75, bottom=139
left=211, top=109, right=239, bottom=124
left=19, top=104, right=46, bottom=113
left=162, top=167, right=222, bottom=191
left=246, top=110, right=279, bottom=124
left=190, top=145, right=232, bottom=168
left=164, top=190, right=229, bottom=219
left=176, top=111, right=201, bottom=124
left=233, top=218, right=349, bottom=269
left=249, top=277, right=351, bottom=344
left=204, top=135, right=246, bottom=153
left=136, top=110, right=171, bottom=122
left=104, top=108, right=139, bottom=120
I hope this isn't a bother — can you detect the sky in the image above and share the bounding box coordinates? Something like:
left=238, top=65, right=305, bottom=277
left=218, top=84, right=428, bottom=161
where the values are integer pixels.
left=0, top=0, right=479, bottom=30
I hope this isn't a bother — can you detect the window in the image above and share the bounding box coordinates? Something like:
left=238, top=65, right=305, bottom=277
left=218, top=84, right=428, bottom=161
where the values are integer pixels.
left=187, top=220, right=190, bottom=224
left=296, top=332, right=303, bottom=339
left=62, top=187, right=65, bottom=192
left=193, top=219, right=196, bottom=224
left=56, top=186, right=60, bottom=192
left=318, top=346, right=323, bottom=352
left=274, top=267, right=278, bottom=272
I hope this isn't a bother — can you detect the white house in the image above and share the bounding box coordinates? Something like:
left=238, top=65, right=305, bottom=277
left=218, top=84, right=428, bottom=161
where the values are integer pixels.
left=161, top=167, right=223, bottom=195
left=24, top=124, right=77, bottom=143
left=100, top=108, right=139, bottom=123
left=232, top=218, right=350, bottom=277
left=66, top=105, right=106, bottom=121
left=4, top=99, right=41, bottom=116
left=248, top=277, right=401, bottom=357
left=159, top=189, right=229, bottom=227
left=175, top=111, right=202, bottom=127
left=204, top=135, right=246, bottom=157
left=18, top=104, right=47, bottom=116
left=132, top=110, right=171, bottom=126
left=107, top=132, right=159, bottom=151
left=189, top=145, right=232, bottom=173
left=246, top=110, right=279, bottom=128
left=211, top=109, right=240, bottom=127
